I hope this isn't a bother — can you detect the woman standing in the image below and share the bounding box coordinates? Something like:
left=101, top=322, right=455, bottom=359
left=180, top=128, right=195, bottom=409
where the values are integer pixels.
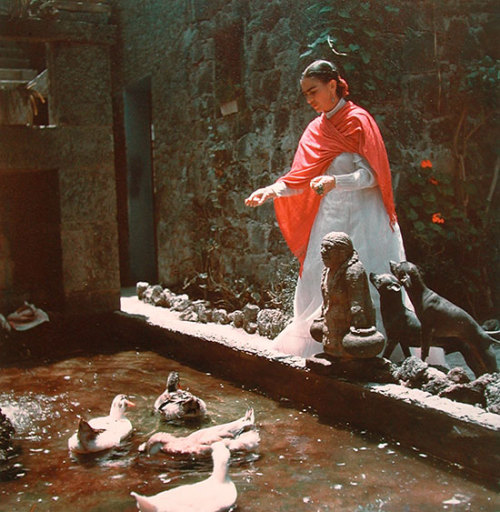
left=245, top=60, right=407, bottom=358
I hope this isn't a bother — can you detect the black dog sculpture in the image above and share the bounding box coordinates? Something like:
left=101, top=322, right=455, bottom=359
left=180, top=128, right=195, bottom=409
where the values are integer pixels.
left=389, top=260, right=499, bottom=377
left=369, top=272, right=421, bottom=359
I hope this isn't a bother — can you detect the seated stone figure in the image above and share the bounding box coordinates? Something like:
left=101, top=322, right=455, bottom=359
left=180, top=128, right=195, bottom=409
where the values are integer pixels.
left=311, top=231, right=384, bottom=359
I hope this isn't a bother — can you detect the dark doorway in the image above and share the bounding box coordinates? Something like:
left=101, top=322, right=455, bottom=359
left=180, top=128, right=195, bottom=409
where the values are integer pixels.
left=0, top=169, right=64, bottom=311
left=123, top=77, right=157, bottom=284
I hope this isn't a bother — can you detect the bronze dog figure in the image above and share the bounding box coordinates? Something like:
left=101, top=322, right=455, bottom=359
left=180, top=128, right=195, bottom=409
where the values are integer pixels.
left=369, top=272, right=421, bottom=359
left=389, top=260, right=499, bottom=377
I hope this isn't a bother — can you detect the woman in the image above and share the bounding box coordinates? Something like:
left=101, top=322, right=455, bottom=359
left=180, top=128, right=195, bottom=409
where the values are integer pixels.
left=245, top=60, right=407, bottom=358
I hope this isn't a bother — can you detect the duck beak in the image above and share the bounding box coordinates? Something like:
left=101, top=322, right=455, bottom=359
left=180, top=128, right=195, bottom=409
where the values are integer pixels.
left=125, top=399, right=136, bottom=408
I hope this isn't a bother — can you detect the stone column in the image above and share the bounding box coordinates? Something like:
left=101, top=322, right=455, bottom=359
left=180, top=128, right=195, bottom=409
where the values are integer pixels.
left=47, top=41, right=120, bottom=313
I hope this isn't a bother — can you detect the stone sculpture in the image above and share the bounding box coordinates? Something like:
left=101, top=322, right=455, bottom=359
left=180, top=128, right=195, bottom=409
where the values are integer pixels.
left=389, top=260, right=499, bottom=377
left=310, top=232, right=385, bottom=359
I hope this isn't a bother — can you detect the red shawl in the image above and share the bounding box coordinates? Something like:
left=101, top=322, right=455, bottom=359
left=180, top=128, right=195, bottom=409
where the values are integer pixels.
left=274, top=101, right=397, bottom=273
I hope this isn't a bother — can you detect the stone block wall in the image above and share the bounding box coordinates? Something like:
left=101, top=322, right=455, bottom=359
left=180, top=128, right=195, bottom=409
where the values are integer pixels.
left=111, top=0, right=497, bottom=313
left=0, top=9, right=120, bottom=314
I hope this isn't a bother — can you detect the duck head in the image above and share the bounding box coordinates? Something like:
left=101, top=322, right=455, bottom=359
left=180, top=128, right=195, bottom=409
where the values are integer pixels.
left=140, top=432, right=176, bottom=455
left=109, top=394, right=136, bottom=420
left=166, top=371, right=180, bottom=392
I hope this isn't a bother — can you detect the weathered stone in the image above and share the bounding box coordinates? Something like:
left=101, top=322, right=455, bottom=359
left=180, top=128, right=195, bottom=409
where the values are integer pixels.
left=48, top=44, right=112, bottom=126
left=307, top=353, right=398, bottom=383
left=179, top=307, right=198, bottom=322
left=0, top=406, right=17, bottom=479
left=157, top=289, right=174, bottom=308
left=212, top=308, right=230, bottom=325
left=229, top=310, right=244, bottom=328
left=244, top=321, right=257, bottom=334
left=257, top=308, right=289, bottom=339
left=485, top=377, right=500, bottom=414
left=243, top=303, right=259, bottom=326
left=313, top=232, right=384, bottom=359
left=342, top=327, right=386, bottom=359
left=421, top=367, right=452, bottom=395
left=171, top=294, right=191, bottom=312
left=447, top=367, right=471, bottom=384
left=142, top=285, right=163, bottom=305
left=439, top=382, right=487, bottom=408
left=394, top=356, right=429, bottom=385
left=193, top=301, right=213, bottom=324
left=136, top=281, right=149, bottom=300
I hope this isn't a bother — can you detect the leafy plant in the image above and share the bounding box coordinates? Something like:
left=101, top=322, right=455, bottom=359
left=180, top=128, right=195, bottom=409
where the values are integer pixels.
left=398, top=159, right=497, bottom=316
left=302, top=0, right=498, bottom=318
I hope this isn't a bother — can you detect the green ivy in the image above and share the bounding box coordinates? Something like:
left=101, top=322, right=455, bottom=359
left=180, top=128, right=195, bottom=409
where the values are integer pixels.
left=303, top=0, right=498, bottom=317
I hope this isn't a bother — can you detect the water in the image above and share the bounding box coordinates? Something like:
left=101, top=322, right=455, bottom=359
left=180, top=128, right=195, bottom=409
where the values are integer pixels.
left=0, top=350, right=498, bottom=511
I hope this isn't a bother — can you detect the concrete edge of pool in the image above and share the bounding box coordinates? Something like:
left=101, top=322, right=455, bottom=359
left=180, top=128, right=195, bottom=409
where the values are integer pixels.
left=113, top=295, right=500, bottom=484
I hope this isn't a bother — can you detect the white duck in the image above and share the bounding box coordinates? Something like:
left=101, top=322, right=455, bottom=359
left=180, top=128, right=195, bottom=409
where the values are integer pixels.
left=154, top=371, right=207, bottom=421
left=131, top=440, right=237, bottom=512
left=68, top=394, right=135, bottom=453
left=140, top=408, right=259, bottom=457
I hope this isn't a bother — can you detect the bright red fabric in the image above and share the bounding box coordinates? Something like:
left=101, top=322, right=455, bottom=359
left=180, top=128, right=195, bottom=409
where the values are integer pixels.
left=274, top=101, right=397, bottom=272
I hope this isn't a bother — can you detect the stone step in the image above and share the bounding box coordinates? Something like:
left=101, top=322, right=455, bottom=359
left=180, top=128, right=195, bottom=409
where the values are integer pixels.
left=0, top=68, right=37, bottom=80
left=0, top=79, right=30, bottom=89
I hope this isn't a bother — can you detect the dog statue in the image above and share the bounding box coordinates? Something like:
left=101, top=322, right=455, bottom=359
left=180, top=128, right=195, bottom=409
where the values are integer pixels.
left=369, top=272, right=421, bottom=359
left=389, top=260, right=499, bottom=377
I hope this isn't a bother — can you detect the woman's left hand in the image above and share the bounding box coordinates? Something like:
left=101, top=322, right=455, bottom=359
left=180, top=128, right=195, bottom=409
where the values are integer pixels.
left=310, top=175, right=336, bottom=196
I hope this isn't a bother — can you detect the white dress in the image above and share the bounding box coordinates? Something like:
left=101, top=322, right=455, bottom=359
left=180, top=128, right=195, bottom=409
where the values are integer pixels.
left=268, top=101, right=447, bottom=364
left=270, top=100, right=407, bottom=358
left=270, top=154, right=407, bottom=358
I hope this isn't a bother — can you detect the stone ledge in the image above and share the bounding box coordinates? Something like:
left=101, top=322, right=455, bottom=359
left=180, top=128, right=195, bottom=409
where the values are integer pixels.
left=115, top=294, right=500, bottom=483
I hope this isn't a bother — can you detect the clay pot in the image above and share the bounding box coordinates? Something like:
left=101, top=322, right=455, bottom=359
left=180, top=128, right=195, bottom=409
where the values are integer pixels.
left=342, top=326, right=385, bottom=358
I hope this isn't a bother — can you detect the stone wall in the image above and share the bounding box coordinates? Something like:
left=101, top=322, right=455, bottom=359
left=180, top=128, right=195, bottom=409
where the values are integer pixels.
left=0, top=7, right=120, bottom=314
left=111, top=0, right=497, bottom=313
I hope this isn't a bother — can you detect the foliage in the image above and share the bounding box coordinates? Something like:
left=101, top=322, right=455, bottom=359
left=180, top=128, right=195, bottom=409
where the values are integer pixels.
left=301, top=1, right=403, bottom=104
left=398, top=159, right=498, bottom=316
left=301, top=0, right=498, bottom=317
left=185, top=186, right=296, bottom=314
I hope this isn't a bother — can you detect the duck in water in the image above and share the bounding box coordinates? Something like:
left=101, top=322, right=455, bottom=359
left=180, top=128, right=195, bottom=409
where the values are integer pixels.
left=140, top=408, right=259, bottom=457
left=68, top=394, right=135, bottom=453
left=154, top=371, right=207, bottom=421
left=131, top=441, right=237, bottom=512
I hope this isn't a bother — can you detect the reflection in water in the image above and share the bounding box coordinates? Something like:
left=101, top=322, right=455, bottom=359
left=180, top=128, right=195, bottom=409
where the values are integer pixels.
left=0, top=351, right=497, bottom=511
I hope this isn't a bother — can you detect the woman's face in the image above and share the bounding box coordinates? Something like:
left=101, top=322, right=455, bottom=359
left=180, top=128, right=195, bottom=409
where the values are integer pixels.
left=301, top=77, right=338, bottom=113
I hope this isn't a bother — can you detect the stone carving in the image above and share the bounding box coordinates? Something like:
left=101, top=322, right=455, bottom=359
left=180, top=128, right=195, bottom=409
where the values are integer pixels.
left=369, top=271, right=421, bottom=359
left=389, top=260, right=499, bottom=377
left=310, top=232, right=384, bottom=359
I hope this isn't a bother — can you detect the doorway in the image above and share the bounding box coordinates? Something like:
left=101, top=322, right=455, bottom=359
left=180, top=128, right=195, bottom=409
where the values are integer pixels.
left=123, top=77, right=157, bottom=285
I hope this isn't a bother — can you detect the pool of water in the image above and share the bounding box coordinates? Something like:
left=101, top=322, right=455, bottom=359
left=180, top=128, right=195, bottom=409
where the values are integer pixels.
left=0, top=350, right=498, bottom=511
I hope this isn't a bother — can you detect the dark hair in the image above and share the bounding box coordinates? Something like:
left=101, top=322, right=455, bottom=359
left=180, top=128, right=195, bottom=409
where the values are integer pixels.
left=301, top=60, right=349, bottom=98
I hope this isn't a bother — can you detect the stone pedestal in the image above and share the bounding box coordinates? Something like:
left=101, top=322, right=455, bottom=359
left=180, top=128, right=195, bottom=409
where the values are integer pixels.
left=307, top=352, right=397, bottom=383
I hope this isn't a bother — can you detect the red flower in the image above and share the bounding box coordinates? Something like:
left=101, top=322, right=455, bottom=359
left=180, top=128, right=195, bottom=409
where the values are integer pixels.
left=420, top=159, right=433, bottom=169
left=432, top=212, right=445, bottom=224
left=428, top=176, right=439, bottom=185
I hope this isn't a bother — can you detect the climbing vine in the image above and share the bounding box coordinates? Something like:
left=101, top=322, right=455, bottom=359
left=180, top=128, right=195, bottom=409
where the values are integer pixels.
left=302, top=0, right=498, bottom=318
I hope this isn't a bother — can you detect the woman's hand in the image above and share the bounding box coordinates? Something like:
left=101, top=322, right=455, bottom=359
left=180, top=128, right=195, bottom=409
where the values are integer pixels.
left=310, top=175, right=336, bottom=196
left=245, top=186, right=276, bottom=207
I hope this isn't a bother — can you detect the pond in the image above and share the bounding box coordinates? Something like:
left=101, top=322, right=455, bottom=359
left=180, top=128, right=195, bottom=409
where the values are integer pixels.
left=0, top=350, right=498, bottom=511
